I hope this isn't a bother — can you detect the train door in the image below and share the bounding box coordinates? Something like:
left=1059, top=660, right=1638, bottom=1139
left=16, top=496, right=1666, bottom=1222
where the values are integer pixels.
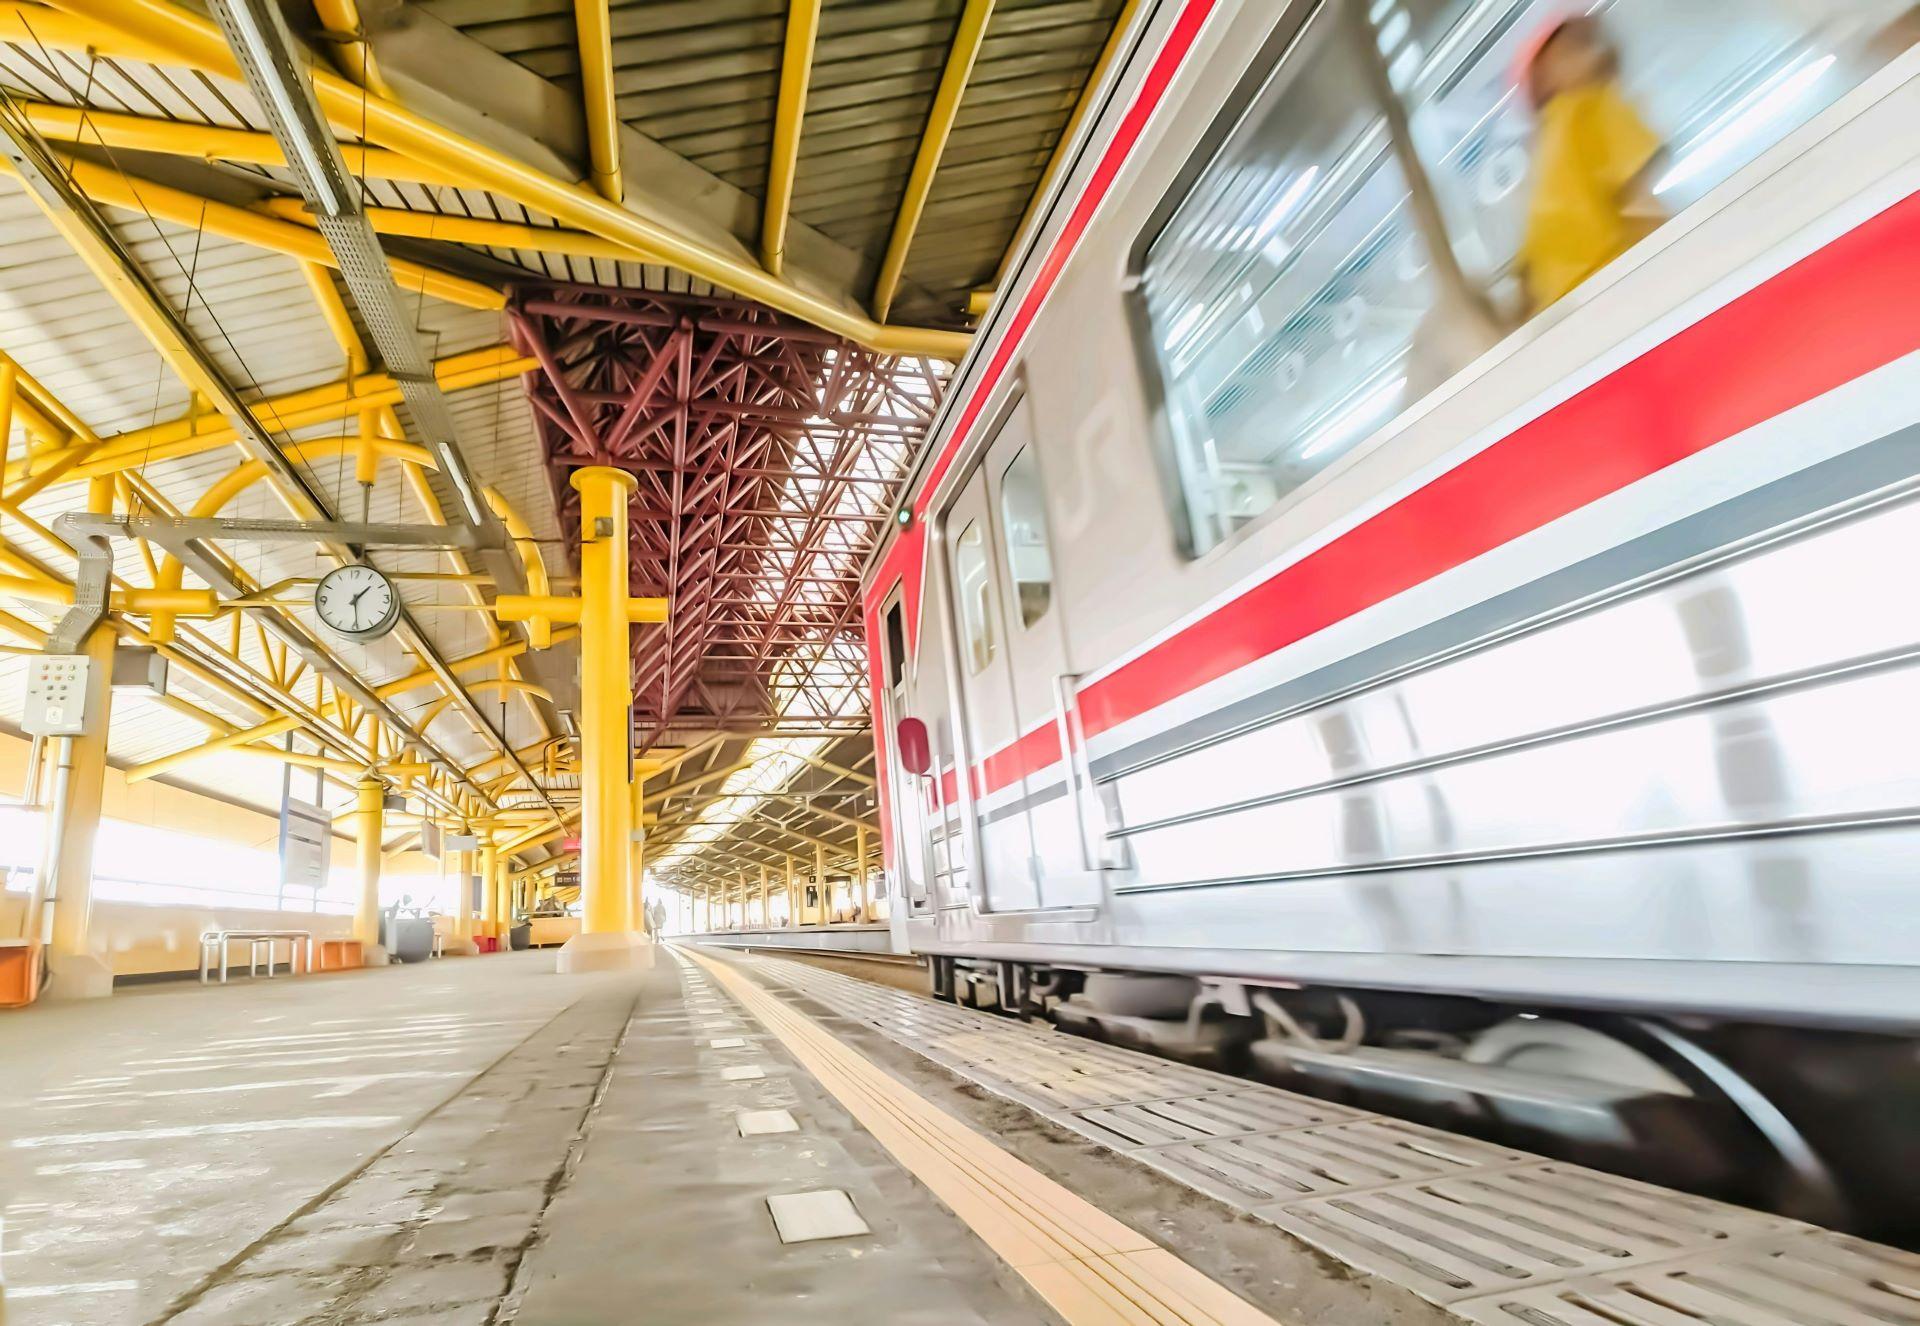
left=876, top=589, right=937, bottom=926
left=944, top=465, right=1044, bottom=911
left=980, top=396, right=1100, bottom=909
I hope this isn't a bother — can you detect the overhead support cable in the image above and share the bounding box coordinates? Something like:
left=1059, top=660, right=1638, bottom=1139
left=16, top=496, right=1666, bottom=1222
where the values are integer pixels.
left=5, top=345, right=534, bottom=486
left=571, top=0, right=622, bottom=203
left=761, top=0, right=821, bottom=276
left=17, top=101, right=464, bottom=186
left=0, top=92, right=510, bottom=810
left=26, top=0, right=973, bottom=360
left=204, top=0, right=504, bottom=536
left=0, top=151, right=502, bottom=310
left=871, top=0, right=995, bottom=322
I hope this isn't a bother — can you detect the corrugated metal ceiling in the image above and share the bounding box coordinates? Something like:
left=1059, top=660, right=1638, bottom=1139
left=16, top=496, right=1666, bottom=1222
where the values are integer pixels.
left=0, top=0, right=1085, bottom=843
left=420, top=0, right=1127, bottom=318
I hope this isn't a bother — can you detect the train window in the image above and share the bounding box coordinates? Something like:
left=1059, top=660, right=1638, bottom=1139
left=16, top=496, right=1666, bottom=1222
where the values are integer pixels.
left=954, top=520, right=998, bottom=675
left=884, top=599, right=907, bottom=690
left=1140, top=0, right=1911, bottom=557
left=1140, top=4, right=1443, bottom=555
left=1392, top=0, right=1895, bottom=311
left=997, top=446, right=1054, bottom=627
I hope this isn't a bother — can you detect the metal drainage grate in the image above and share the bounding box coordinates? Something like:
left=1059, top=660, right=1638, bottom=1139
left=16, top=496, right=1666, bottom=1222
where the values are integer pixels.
left=725, top=952, right=1920, bottom=1324
left=1453, top=1231, right=1920, bottom=1324
left=1260, top=1161, right=1793, bottom=1303
left=1068, top=1089, right=1361, bottom=1150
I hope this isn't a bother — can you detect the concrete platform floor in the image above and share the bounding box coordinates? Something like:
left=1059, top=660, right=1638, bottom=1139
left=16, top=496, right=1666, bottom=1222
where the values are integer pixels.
left=0, top=946, right=1452, bottom=1326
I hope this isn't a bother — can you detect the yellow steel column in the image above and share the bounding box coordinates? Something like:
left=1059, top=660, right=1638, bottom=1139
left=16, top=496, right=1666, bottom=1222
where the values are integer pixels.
left=39, top=476, right=119, bottom=999
left=855, top=823, right=868, bottom=922
left=785, top=854, right=797, bottom=928
left=354, top=777, right=386, bottom=963
left=558, top=466, right=649, bottom=972
left=448, top=836, right=478, bottom=954
left=759, top=864, right=770, bottom=929
left=479, top=839, right=498, bottom=943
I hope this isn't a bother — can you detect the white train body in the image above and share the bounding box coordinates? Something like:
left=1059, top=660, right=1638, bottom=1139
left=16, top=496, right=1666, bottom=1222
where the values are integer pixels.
left=861, top=0, right=1920, bottom=1032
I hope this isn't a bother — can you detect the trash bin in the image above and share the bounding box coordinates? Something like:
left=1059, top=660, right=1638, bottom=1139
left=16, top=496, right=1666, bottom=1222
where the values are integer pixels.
left=385, top=916, right=435, bottom=963
left=509, top=922, right=531, bottom=951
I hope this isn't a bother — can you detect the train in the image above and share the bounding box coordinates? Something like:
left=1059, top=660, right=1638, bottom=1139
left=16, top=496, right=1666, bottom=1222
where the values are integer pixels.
left=844, top=0, right=1920, bottom=1238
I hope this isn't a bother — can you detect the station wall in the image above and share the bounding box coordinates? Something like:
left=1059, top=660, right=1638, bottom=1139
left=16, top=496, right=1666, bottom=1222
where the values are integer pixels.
left=0, top=732, right=439, bottom=979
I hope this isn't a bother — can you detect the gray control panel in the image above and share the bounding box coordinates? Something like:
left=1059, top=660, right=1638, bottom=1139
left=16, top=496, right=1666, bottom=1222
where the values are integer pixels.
left=24, top=655, right=94, bottom=736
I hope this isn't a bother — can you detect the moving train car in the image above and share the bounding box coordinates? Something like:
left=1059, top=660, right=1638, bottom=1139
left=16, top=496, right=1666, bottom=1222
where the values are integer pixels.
left=859, top=0, right=1920, bottom=1235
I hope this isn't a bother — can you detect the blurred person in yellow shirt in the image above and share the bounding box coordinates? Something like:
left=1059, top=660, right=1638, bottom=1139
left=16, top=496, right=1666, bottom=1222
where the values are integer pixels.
left=1516, top=15, right=1665, bottom=314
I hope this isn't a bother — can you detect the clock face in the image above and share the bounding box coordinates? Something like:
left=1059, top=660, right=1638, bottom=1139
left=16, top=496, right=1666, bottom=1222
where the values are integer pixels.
left=314, top=565, right=400, bottom=640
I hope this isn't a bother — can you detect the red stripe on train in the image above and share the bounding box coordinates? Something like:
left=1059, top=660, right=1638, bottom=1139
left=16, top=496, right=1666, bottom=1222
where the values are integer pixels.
left=937, top=189, right=1920, bottom=805
left=1069, top=191, right=1920, bottom=753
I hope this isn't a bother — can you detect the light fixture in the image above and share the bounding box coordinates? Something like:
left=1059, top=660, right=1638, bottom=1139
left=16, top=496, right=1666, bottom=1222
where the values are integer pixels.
left=214, top=0, right=348, bottom=216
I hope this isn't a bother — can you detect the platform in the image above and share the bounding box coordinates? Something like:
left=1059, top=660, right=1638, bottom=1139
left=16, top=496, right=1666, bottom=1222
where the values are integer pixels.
left=0, top=949, right=1912, bottom=1326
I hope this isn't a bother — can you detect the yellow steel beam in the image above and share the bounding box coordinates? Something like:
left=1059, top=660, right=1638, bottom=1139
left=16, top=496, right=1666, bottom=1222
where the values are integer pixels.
left=5, top=344, right=533, bottom=485
left=984, top=0, right=1140, bottom=295
left=311, top=0, right=392, bottom=99
left=0, top=2, right=173, bottom=60
left=870, top=0, right=995, bottom=322
left=143, top=433, right=431, bottom=642
left=299, top=262, right=366, bottom=376
left=260, top=196, right=633, bottom=261
left=642, top=756, right=758, bottom=807
left=30, top=0, right=972, bottom=360
left=572, top=0, right=622, bottom=203
left=657, top=810, right=844, bottom=858
left=484, top=485, right=552, bottom=647
left=0, top=149, right=238, bottom=421
left=793, top=750, right=875, bottom=786
left=764, top=791, right=875, bottom=833
left=0, top=154, right=503, bottom=311
left=14, top=102, right=453, bottom=184
left=124, top=629, right=576, bottom=784
left=761, top=0, right=821, bottom=276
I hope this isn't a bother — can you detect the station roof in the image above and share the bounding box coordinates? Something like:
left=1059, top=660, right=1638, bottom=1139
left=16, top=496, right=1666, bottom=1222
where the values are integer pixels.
left=0, top=0, right=1130, bottom=888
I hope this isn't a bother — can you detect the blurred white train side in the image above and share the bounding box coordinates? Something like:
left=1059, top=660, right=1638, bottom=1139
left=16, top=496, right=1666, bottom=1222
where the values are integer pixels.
left=727, top=0, right=1920, bottom=1235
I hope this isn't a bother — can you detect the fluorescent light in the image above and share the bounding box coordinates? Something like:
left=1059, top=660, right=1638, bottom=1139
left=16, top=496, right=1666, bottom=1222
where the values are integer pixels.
left=1297, top=373, right=1407, bottom=460
left=222, top=1, right=348, bottom=215
left=437, top=442, right=489, bottom=525
left=1252, top=166, right=1320, bottom=246
left=1654, top=55, right=1835, bottom=197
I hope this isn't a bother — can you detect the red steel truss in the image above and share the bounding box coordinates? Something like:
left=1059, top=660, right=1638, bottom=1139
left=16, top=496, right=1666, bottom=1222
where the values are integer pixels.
left=511, top=286, right=945, bottom=744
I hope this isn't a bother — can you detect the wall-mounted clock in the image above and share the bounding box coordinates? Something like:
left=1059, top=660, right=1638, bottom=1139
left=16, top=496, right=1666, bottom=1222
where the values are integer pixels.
left=314, top=564, right=401, bottom=641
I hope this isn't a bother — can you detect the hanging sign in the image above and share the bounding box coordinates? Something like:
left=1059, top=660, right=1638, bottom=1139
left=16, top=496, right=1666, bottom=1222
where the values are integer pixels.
left=279, top=797, right=332, bottom=891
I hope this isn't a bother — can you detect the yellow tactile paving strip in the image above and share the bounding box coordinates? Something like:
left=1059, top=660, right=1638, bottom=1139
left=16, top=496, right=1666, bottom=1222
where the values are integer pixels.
left=682, top=946, right=1285, bottom=1326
